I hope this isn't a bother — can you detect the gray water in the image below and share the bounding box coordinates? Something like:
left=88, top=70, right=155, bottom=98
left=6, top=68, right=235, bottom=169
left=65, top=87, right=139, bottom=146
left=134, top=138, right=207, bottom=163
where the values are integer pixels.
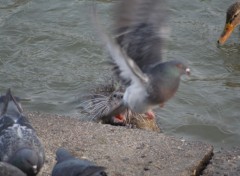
left=0, top=0, right=239, bottom=149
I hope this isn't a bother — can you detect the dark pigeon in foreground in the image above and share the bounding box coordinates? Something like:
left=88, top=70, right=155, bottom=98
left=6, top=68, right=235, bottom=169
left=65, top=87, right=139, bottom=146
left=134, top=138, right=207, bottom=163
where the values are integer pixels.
left=92, top=0, right=190, bottom=115
left=52, top=148, right=107, bottom=176
left=0, top=89, right=45, bottom=176
left=0, top=162, right=26, bottom=176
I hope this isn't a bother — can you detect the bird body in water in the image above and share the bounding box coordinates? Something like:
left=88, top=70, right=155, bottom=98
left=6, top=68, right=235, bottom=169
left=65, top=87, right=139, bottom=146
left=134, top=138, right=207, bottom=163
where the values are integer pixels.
left=0, top=89, right=45, bottom=176
left=218, top=2, right=240, bottom=45
left=92, top=0, right=190, bottom=115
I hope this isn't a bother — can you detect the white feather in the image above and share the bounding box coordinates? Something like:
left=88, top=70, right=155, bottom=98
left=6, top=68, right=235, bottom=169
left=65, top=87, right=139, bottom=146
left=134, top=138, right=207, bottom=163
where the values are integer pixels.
left=124, top=82, right=150, bottom=113
left=7, top=124, right=28, bottom=139
left=106, top=37, right=148, bottom=83
left=16, top=125, right=23, bottom=138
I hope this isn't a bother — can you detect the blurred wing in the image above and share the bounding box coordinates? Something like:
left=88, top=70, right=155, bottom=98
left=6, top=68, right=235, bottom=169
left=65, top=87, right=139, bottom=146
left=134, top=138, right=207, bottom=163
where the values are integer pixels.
left=92, top=7, right=149, bottom=85
left=113, top=0, right=167, bottom=71
left=114, top=0, right=165, bottom=29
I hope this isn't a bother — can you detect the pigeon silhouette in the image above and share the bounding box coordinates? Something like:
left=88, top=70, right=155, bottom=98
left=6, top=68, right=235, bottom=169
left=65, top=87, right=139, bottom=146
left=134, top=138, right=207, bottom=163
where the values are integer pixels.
left=0, top=89, right=45, bottom=176
left=0, top=162, right=26, bottom=176
left=52, top=148, right=107, bottom=176
left=92, top=0, right=190, bottom=115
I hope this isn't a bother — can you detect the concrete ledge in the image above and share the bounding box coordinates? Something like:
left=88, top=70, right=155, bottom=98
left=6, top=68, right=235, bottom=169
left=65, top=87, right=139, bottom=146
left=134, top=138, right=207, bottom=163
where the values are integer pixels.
left=27, top=112, right=213, bottom=176
left=203, top=147, right=240, bottom=176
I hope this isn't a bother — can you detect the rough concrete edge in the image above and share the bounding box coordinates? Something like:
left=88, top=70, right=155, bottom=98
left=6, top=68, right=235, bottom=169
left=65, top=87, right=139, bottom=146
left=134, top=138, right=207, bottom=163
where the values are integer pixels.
left=195, top=147, right=214, bottom=176
left=27, top=111, right=215, bottom=176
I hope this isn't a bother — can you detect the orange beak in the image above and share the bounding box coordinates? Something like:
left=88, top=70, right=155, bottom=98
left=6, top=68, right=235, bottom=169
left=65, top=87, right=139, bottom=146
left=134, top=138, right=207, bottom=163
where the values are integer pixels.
left=218, top=23, right=235, bottom=45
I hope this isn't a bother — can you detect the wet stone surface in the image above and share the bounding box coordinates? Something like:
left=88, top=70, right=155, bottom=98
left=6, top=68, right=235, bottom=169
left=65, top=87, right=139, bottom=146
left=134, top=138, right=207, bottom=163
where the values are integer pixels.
left=203, top=147, right=240, bottom=176
left=27, top=112, right=213, bottom=176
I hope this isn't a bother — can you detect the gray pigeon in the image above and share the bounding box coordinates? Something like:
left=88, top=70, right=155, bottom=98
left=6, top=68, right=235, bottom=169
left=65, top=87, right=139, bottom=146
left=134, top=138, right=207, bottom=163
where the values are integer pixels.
left=0, top=162, right=26, bottom=176
left=52, top=148, right=107, bottom=176
left=92, top=0, right=190, bottom=115
left=0, top=89, right=45, bottom=176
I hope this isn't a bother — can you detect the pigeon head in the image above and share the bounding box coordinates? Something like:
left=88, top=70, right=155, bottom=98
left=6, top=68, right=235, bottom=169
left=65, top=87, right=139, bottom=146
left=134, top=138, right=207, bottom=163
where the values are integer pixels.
left=0, top=89, right=23, bottom=117
left=150, top=61, right=190, bottom=85
left=55, top=148, right=73, bottom=163
left=159, top=60, right=190, bottom=77
left=147, top=60, right=190, bottom=107
left=9, top=148, right=39, bottom=176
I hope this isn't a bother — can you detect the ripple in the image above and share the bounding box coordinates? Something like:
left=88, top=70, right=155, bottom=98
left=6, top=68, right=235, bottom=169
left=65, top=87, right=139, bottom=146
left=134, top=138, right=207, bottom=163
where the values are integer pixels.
left=0, top=0, right=240, bottom=148
left=0, top=0, right=31, bottom=9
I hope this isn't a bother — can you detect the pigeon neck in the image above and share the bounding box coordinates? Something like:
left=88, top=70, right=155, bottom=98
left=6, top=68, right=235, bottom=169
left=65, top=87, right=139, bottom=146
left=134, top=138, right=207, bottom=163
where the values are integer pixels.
left=56, top=148, right=74, bottom=163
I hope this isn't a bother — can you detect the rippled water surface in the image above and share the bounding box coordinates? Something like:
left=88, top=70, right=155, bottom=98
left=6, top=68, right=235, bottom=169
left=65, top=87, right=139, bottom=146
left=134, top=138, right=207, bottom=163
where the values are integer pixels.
left=0, top=0, right=239, bottom=148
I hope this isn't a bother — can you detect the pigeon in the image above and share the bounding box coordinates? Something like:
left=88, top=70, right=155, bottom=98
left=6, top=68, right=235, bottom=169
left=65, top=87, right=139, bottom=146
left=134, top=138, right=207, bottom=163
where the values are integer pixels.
left=80, top=77, right=160, bottom=131
left=52, top=148, right=107, bottom=176
left=0, top=89, right=45, bottom=176
left=92, top=0, right=190, bottom=115
left=0, top=162, right=26, bottom=176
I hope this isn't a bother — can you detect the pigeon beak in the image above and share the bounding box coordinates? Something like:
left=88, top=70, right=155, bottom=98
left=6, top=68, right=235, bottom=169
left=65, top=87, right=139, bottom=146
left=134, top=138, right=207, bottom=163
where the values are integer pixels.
left=32, top=165, right=38, bottom=174
left=185, top=68, right=190, bottom=75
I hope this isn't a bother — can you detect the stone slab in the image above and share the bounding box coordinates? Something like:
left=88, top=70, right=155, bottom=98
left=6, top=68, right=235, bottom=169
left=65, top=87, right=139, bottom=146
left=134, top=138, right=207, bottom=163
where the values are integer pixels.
left=203, top=147, right=240, bottom=176
left=26, top=112, right=213, bottom=176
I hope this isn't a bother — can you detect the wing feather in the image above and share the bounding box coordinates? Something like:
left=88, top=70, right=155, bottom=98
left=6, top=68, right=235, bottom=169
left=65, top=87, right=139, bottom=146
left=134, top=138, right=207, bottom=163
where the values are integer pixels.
left=113, top=0, right=167, bottom=72
left=92, top=6, right=149, bottom=85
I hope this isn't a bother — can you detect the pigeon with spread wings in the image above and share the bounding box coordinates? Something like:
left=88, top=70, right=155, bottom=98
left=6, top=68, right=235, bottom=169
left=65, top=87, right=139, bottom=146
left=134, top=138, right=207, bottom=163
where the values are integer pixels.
left=93, top=0, right=190, bottom=115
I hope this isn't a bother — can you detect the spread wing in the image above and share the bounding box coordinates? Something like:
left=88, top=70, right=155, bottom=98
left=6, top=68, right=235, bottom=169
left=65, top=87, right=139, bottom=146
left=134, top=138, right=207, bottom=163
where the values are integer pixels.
left=113, top=0, right=166, bottom=72
left=92, top=6, right=149, bottom=85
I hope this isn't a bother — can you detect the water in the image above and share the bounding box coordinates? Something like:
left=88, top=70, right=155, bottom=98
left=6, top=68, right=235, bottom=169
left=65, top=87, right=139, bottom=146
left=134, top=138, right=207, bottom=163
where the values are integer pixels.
left=0, top=0, right=239, bottom=149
